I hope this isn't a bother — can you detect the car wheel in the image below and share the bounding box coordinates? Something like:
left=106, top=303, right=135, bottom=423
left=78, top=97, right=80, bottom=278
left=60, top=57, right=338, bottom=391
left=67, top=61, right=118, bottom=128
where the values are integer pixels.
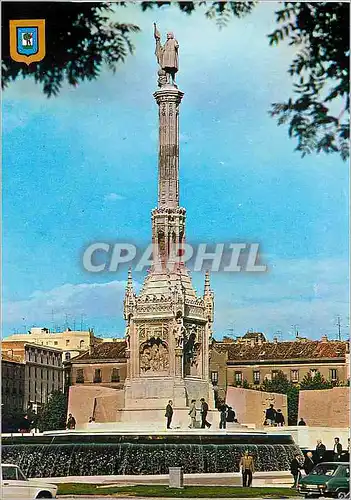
left=36, top=492, right=53, bottom=499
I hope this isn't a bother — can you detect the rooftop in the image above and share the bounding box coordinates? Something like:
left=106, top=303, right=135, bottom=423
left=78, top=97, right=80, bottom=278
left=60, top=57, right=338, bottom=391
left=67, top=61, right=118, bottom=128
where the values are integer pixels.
left=72, top=341, right=127, bottom=361
left=215, top=339, right=347, bottom=362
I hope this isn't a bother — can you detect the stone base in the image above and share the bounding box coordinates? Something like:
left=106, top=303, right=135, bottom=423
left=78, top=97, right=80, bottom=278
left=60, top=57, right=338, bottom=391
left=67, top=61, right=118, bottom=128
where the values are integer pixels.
left=123, top=377, right=214, bottom=411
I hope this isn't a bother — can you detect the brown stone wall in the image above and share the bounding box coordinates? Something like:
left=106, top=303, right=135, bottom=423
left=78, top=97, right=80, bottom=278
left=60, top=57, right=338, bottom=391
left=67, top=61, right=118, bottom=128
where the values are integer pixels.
left=67, top=385, right=124, bottom=426
left=226, top=386, right=287, bottom=428
left=299, top=387, right=350, bottom=428
left=94, top=392, right=125, bottom=422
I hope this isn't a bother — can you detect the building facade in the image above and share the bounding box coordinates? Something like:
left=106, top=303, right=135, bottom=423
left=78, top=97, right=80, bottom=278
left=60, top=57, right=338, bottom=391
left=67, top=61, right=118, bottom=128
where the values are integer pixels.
left=2, top=341, right=64, bottom=412
left=5, top=326, right=101, bottom=362
left=67, top=341, right=127, bottom=389
left=1, top=353, right=25, bottom=416
left=209, top=333, right=349, bottom=400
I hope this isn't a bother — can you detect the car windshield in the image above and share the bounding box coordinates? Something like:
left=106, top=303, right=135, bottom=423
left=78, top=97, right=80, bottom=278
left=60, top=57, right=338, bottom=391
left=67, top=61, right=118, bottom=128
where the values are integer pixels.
left=2, top=466, right=27, bottom=481
left=2, top=466, right=18, bottom=480
left=311, top=464, right=338, bottom=476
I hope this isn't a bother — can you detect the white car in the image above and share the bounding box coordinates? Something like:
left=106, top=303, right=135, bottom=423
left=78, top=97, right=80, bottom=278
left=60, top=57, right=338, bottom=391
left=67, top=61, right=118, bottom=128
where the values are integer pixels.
left=1, top=464, right=58, bottom=499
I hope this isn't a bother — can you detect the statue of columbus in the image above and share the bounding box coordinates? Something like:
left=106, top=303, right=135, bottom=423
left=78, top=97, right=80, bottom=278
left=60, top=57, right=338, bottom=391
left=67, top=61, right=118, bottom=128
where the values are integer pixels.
left=154, top=23, right=179, bottom=86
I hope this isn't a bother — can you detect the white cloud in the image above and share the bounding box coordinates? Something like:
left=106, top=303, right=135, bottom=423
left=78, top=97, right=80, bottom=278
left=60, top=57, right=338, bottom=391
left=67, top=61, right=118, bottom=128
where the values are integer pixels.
left=104, top=193, right=125, bottom=202
left=209, top=257, right=349, bottom=341
left=3, top=280, right=140, bottom=327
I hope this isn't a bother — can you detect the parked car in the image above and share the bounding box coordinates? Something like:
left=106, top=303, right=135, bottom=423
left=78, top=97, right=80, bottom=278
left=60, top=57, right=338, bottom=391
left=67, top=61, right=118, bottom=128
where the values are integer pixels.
left=298, top=462, right=350, bottom=499
left=1, top=464, right=58, bottom=499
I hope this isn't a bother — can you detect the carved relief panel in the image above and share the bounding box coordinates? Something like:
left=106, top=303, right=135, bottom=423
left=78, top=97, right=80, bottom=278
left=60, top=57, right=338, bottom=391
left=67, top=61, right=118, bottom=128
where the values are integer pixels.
left=139, top=338, right=169, bottom=376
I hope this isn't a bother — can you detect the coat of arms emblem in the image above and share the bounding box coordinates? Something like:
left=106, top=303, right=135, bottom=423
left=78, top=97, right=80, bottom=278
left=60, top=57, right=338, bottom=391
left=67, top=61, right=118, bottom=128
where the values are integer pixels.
left=10, top=19, right=46, bottom=65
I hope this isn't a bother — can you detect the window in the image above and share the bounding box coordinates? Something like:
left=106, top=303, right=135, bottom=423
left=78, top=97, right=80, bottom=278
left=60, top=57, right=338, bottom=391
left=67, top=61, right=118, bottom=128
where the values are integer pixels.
left=210, top=371, right=219, bottom=385
left=291, top=369, right=299, bottom=382
left=54, top=341, right=58, bottom=345
left=272, top=370, right=279, bottom=380
left=65, top=352, right=71, bottom=361
left=2, top=466, right=18, bottom=481
left=76, top=368, right=84, bottom=384
left=93, top=369, right=102, bottom=383
left=79, top=340, right=85, bottom=349
left=235, top=371, right=242, bottom=384
left=253, top=371, right=260, bottom=384
left=111, top=368, right=120, bottom=383
left=330, top=369, right=337, bottom=381
left=66, top=340, right=70, bottom=346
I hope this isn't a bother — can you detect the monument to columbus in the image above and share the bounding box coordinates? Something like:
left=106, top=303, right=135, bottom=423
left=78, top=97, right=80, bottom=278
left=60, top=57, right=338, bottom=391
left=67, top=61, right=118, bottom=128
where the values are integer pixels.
left=122, top=26, right=215, bottom=426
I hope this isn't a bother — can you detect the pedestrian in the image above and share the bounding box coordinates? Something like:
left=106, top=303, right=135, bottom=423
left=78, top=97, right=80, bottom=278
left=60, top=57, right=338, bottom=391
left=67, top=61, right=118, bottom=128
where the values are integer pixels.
left=165, top=400, right=173, bottom=429
left=226, top=406, right=235, bottom=423
left=315, top=439, right=326, bottom=463
left=66, top=413, right=76, bottom=430
left=290, top=454, right=302, bottom=488
left=239, top=450, right=255, bottom=487
left=218, top=402, right=228, bottom=429
left=298, top=417, right=306, bottom=426
left=333, top=437, right=342, bottom=461
left=275, top=409, right=285, bottom=426
left=18, top=414, right=31, bottom=433
left=200, top=398, right=211, bottom=429
left=265, top=404, right=277, bottom=426
left=304, top=452, right=315, bottom=475
left=188, top=399, right=197, bottom=429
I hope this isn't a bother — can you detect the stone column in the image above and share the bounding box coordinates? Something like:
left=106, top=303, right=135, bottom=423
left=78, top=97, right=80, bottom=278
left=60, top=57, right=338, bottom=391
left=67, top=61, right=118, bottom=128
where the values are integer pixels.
left=174, top=348, right=183, bottom=378
left=153, top=87, right=184, bottom=209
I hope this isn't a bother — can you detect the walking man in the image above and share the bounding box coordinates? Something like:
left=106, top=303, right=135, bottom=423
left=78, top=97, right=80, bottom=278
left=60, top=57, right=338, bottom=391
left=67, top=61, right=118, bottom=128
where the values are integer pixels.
left=219, top=402, right=228, bottom=429
left=165, top=400, right=173, bottom=429
left=188, top=399, right=197, bottom=428
left=290, top=454, right=302, bottom=488
left=200, top=398, right=211, bottom=429
left=275, top=409, right=285, bottom=426
left=66, top=413, right=76, bottom=430
left=333, top=437, right=342, bottom=461
left=239, top=450, right=255, bottom=487
left=265, top=404, right=277, bottom=426
left=315, top=439, right=326, bottom=463
left=304, top=452, right=315, bottom=475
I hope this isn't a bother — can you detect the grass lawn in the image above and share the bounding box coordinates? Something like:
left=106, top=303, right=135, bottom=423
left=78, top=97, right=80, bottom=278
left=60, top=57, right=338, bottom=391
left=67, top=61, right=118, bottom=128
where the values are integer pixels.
left=57, top=484, right=301, bottom=497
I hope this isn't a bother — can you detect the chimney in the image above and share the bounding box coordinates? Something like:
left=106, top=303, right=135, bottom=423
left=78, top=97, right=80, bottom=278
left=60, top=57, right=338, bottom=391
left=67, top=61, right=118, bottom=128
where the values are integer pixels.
left=321, top=334, right=328, bottom=342
left=273, top=336, right=278, bottom=344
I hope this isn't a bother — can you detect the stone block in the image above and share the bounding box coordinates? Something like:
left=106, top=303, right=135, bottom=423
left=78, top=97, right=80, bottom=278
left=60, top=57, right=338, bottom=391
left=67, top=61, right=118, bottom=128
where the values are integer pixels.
left=169, top=467, right=183, bottom=488
left=226, top=386, right=287, bottom=428
left=298, top=387, right=350, bottom=428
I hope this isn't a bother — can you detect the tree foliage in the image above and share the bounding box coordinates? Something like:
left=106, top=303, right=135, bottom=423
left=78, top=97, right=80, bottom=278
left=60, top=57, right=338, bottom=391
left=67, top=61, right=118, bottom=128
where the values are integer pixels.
left=268, top=3, right=349, bottom=160
left=39, top=390, right=68, bottom=431
left=1, top=2, right=140, bottom=97
left=300, top=370, right=332, bottom=390
left=1, top=1, right=349, bottom=158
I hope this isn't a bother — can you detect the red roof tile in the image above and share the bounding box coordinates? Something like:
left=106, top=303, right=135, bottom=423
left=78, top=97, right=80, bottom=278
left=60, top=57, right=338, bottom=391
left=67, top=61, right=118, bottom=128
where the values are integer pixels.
left=214, top=340, right=347, bottom=361
left=73, top=341, right=127, bottom=361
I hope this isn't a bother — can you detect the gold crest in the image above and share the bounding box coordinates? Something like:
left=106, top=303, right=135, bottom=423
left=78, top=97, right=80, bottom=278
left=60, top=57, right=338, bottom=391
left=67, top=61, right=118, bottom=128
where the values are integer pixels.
left=10, top=19, right=46, bottom=65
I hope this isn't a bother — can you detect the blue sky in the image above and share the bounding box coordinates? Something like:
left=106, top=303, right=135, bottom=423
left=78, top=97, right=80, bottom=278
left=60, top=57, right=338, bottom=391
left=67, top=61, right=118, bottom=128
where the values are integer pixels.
left=3, top=3, right=349, bottom=340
